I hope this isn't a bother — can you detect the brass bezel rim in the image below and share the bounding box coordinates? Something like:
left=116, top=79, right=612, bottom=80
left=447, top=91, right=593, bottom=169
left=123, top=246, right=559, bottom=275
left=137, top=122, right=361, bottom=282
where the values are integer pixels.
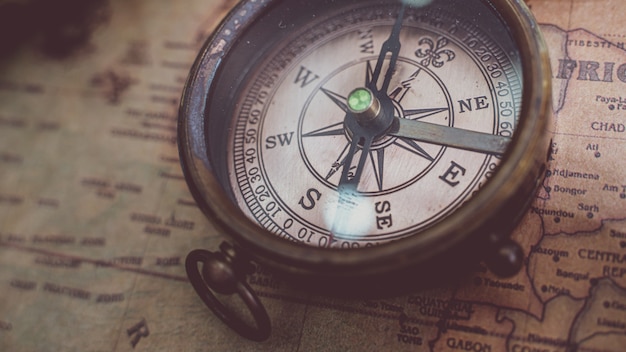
left=178, top=0, right=552, bottom=279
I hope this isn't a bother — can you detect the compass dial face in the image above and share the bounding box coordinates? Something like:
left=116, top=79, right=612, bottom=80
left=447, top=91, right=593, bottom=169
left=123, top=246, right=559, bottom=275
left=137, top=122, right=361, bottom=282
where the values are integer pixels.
left=226, top=1, right=522, bottom=248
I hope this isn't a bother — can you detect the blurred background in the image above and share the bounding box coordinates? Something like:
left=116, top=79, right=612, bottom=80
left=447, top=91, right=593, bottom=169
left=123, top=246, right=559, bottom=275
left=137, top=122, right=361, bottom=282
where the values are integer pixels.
left=0, top=0, right=110, bottom=58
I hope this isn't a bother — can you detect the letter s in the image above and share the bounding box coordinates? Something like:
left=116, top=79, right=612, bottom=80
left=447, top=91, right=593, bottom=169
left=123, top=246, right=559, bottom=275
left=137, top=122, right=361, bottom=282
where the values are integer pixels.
left=299, top=188, right=322, bottom=210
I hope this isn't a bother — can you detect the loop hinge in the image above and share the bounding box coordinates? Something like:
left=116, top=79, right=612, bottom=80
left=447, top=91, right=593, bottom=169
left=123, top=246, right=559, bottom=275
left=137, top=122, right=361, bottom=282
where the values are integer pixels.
left=185, top=242, right=271, bottom=341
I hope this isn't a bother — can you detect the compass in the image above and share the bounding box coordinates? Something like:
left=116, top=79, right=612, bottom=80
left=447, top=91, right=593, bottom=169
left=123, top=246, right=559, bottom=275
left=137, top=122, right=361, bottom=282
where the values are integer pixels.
left=179, top=0, right=551, bottom=341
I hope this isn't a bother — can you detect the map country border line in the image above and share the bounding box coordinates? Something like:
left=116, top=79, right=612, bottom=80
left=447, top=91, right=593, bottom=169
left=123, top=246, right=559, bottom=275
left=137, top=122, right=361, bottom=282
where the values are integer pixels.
left=522, top=213, right=626, bottom=350
left=520, top=214, right=626, bottom=310
left=260, top=289, right=621, bottom=352
left=534, top=212, right=626, bottom=249
left=566, top=277, right=626, bottom=350
left=442, top=287, right=623, bottom=352
left=444, top=290, right=590, bottom=350
left=437, top=215, right=626, bottom=351
left=258, top=290, right=526, bottom=349
left=552, top=130, right=626, bottom=142
left=523, top=215, right=626, bottom=307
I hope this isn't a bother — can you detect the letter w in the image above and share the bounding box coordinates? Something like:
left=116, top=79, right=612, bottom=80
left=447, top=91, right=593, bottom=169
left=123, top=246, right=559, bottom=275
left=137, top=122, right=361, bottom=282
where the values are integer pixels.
left=294, top=66, right=320, bottom=88
left=277, top=132, right=294, bottom=146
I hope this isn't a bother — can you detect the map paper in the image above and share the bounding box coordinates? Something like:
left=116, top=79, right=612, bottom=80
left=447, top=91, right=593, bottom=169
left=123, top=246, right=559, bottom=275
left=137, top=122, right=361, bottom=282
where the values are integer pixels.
left=0, top=0, right=625, bottom=351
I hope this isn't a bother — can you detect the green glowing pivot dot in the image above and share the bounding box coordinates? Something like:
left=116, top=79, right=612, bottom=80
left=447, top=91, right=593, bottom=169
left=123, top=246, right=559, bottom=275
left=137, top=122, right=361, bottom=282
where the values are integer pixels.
left=348, top=88, right=372, bottom=112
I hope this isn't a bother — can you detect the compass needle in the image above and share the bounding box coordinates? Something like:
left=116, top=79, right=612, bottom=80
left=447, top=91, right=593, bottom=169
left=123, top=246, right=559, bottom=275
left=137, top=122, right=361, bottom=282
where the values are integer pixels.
left=325, top=142, right=352, bottom=180
left=390, top=117, right=512, bottom=155
left=368, top=5, right=406, bottom=94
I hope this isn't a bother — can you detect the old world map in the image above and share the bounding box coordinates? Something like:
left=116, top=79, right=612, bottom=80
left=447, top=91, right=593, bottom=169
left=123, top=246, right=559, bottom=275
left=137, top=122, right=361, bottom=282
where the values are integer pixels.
left=0, top=0, right=625, bottom=351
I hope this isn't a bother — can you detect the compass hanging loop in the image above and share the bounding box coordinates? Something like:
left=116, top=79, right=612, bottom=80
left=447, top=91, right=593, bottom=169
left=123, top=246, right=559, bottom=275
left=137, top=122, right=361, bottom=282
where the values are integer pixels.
left=185, top=243, right=271, bottom=341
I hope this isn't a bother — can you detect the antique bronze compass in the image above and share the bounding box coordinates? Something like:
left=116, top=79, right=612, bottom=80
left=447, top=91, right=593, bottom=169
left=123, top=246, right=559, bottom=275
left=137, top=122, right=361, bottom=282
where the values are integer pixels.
left=178, top=0, right=551, bottom=340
